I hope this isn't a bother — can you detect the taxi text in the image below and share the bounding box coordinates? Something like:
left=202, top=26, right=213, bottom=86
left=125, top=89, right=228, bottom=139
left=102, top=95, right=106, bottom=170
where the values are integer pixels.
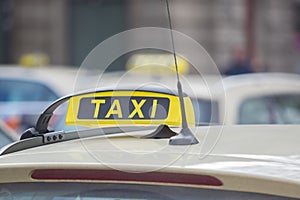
left=77, top=97, right=170, bottom=120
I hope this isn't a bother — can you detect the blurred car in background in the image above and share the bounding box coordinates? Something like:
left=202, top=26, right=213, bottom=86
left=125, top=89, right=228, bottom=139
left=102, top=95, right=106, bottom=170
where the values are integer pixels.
left=179, top=73, right=300, bottom=125
left=217, top=73, right=300, bottom=125
left=0, top=120, right=18, bottom=148
left=0, top=66, right=78, bottom=132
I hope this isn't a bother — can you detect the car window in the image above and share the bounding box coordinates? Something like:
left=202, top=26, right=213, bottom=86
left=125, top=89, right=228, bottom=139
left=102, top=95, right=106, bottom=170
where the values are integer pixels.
left=0, top=79, right=58, bottom=102
left=191, top=98, right=219, bottom=125
left=271, top=94, right=300, bottom=124
left=0, top=182, right=297, bottom=200
left=0, top=127, right=13, bottom=147
left=238, top=94, right=300, bottom=124
left=238, top=97, right=271, bottom=124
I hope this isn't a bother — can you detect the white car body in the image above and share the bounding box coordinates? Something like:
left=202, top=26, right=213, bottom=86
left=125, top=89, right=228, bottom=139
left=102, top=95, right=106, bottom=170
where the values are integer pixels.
left=218, top=73, right=300, bottom=124
left=0, top=66, right=80, bottom=131
left=0, top=125, right=299, bottom=199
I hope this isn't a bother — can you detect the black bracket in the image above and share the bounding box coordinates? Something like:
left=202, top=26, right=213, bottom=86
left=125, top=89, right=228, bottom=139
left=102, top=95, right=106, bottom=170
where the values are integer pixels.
left=142, top=124, right=177, bottom=139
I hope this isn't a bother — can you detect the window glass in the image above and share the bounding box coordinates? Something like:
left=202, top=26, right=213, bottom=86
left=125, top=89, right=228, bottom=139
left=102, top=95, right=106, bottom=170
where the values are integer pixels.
left=238, top=94, right=300, bottom=124
left=0, top=182, right=297, bottom=200
left=0, top=79, right=58, bottom=102
left=272, top=94, right=300, bottom=124
left=191, top=98, right=219, bottom=125
left=0, top=127, right=13, bottom=147
left=239, top=97, right=271, bottom=124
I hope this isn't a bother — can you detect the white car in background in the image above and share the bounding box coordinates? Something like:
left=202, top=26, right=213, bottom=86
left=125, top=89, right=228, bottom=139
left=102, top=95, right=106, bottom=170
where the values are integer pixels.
left=184, top=73, right=300, bottom=125
left=216, top=73, right=300, bottom=125
left=0, top=66, right=79, bottom=132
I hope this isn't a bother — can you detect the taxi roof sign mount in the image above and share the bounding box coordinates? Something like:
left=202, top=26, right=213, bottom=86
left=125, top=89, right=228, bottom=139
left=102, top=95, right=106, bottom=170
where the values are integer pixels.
left=19, top=87, right=195, bottom=140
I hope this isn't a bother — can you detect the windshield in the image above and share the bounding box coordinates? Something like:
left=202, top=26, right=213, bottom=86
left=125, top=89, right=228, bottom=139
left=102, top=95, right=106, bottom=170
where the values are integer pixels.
left=0, top=183, right=297, bottom=200
left=239, top=94, right=300, bottom=124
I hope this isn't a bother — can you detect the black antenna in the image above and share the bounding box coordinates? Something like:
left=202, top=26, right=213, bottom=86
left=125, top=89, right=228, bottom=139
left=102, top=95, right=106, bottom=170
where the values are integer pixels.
left=166, top=0, right=199, bottom=145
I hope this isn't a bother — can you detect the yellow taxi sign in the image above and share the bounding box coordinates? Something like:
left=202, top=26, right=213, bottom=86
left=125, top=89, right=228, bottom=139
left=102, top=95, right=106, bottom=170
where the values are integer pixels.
left=66, top=90, right=195, bottom=127
left=20, top=53, right=49, bottom=67
left=126, top=53, right=189, bottom=75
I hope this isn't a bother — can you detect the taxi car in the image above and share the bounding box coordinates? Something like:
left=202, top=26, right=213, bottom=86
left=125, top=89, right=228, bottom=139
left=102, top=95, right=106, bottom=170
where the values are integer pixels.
left=0, top=87, right=299, bottom=199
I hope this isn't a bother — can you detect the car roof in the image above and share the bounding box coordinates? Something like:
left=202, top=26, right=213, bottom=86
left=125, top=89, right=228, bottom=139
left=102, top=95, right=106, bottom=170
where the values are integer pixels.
left=0, top=65, right=80, bottom=96
left=1, top=125, right=299, bottom=166
left=222, top=73, right=300, bottom=92
left=0, top=125, right=299, bottom=198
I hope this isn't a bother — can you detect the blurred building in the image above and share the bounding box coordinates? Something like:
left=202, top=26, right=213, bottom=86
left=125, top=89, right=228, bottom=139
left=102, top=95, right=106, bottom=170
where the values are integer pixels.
left=0, top=0, right=299, bottom=73
left=128, top=0, right=298, bottom=73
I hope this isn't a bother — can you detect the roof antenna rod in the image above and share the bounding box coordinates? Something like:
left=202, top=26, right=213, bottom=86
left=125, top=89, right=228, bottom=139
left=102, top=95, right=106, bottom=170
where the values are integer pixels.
left=166, top=0, right=199, bottom=145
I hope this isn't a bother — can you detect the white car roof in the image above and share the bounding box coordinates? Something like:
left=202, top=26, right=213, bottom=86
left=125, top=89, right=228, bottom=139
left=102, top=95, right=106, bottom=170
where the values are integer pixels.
left=0, top=125, right=299, bottom=198
left=222, top=73, right=300, bottom=93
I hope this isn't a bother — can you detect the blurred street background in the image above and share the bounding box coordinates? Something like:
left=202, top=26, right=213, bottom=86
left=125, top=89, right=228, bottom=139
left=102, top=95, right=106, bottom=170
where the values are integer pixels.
left=0, top=0, right=300, bottom=73
left=1, top=0, right=300, bottom=140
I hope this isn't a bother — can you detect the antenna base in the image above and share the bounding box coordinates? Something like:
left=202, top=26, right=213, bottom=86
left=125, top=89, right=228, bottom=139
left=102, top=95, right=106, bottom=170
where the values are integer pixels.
left=169, top=128, right=199, bottom=145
